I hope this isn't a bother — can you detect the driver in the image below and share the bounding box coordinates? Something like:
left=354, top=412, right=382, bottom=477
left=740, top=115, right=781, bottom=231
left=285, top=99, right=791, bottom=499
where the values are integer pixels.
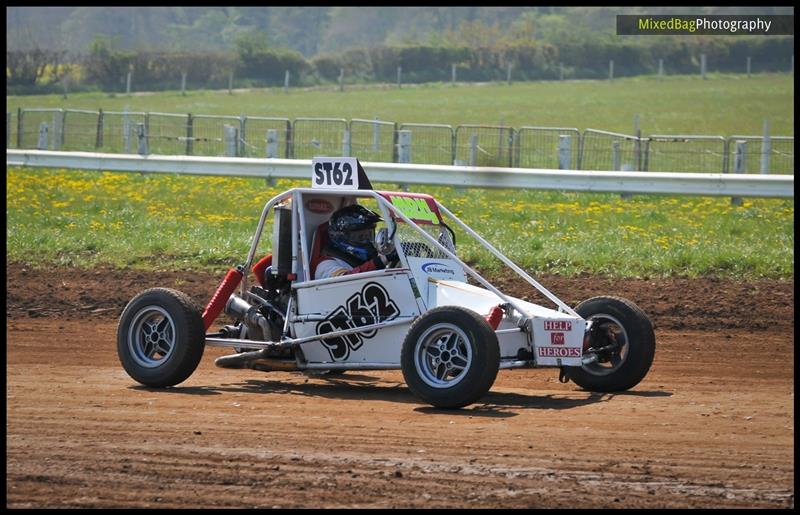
left=314, top=204, right=399, bottom=279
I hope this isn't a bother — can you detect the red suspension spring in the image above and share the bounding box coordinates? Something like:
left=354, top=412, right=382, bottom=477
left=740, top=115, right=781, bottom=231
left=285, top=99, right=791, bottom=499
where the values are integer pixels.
left=201, top=266, right=243, bottom=330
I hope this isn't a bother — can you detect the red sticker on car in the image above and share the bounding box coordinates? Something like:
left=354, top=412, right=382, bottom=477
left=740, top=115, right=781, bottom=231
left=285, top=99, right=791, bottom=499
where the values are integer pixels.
left=306, top=199, right=334, bottom=214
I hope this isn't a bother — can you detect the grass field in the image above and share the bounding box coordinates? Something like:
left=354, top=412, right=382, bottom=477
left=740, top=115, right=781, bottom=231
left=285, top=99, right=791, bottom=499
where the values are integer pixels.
left=6, top=73, right=794, bottom=279
left=6, top=73, right=795, bottom=136
left=6, top=167, right=793, bottom=279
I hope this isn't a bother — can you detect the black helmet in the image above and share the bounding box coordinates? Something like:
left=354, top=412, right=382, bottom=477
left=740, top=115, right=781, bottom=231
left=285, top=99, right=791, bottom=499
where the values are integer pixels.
left=328, top=204, right=382, bottom=262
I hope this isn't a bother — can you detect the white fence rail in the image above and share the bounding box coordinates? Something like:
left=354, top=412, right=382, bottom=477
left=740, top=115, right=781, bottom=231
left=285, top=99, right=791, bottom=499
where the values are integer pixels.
left=6, top=149, right=794, bottom=198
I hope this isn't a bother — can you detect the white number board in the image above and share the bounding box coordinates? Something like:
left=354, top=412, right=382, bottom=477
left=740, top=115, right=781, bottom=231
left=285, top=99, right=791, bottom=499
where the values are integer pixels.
left=311, top=157, right=359, bottom=190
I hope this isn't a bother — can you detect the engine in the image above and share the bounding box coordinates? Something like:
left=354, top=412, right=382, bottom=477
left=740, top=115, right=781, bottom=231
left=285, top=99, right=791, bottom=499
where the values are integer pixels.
left=223, top=284, right=287, bottom=343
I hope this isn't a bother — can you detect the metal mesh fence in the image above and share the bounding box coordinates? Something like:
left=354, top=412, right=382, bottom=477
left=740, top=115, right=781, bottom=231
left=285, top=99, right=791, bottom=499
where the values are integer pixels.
left=580, top=129, right=644, bottom=171
left=644, top=135, right=727, bottom=173
left=454, top=125, right=515, bottom=167
left=397, top=123, right=455, bottom=165
left=7, top=112, right=17, bottom=148
left=61, top=109, right=99, bottom=151
left=240, top=117, right=292, bottom=158
left=292, top=118, right=347, bottom=159
left=727, top=136, right=794, bottom=175
left=100, top=111, right=147, bottom=154
left=348, top=119, right=397, bottom=163
left=19, top=109, right=62, bottom=149
left=9, top=109, right=794, bottom=175
left=147, top=112, right=190, bottom=155
left=516, top=127, right=581, bottom=169
left=191, top=115, right=241, bottom=156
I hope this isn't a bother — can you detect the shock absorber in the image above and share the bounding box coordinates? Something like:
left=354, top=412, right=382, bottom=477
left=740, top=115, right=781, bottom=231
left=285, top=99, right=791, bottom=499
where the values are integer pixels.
left=202, top=265, right=244, bottom=330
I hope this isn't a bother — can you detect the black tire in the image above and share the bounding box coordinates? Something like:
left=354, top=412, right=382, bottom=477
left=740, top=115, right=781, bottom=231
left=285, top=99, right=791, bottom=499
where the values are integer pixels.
left=401, top=306, right=500, bottom=409
left=565, top=296, right=655, bottom=392
left=117, top=288, right=205, bottom=387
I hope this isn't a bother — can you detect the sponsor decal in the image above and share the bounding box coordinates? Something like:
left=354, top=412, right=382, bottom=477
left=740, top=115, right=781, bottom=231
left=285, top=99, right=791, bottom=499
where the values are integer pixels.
left=388, top=195, right=439, bottom=224
left=421, top=262, right=456, bottom=276
left=544, top=320, right=573, bottom=332
left=538, top=347, right=582, bottom=358
left=315, top=282, right=400, bottom=361
left=550, top=332, right=565, bottom=345
left=305, top=199, right=334, bottom=214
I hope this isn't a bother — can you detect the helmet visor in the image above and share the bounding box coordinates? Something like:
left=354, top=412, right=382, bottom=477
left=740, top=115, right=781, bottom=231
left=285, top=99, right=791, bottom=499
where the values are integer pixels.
left=347, top=228, right=375, bottom=245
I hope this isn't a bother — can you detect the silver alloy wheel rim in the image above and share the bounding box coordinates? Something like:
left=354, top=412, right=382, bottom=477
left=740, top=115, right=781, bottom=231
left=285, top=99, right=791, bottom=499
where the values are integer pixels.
left=128, top=306, right=176, bottom=368
left=414, top=323, right=473, bottom=389
left=583, top=313, right=629, bottom=376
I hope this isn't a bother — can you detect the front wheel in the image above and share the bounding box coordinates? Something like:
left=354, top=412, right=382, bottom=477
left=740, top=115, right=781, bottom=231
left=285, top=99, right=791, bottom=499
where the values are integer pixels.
left=117, top=288, right=205, bottom=387
left=401, top=306, right=500, bottom=409
left=565, top=296, right=655, bottom=392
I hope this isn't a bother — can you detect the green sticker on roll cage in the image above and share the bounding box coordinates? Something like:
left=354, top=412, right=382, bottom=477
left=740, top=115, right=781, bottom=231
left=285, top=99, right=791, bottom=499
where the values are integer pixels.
left=389, top=196, right=439, bottom=224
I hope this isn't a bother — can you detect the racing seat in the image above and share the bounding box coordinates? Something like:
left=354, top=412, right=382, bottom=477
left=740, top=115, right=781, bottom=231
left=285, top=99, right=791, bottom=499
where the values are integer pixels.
left=308, top=221, right=330, bottom=280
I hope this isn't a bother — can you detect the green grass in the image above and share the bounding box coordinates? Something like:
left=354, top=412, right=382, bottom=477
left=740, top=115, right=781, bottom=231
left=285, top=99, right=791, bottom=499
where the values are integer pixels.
left=6, top=73, right=795, bottom=136
left=6, top=167, right=794, bottom=279
left=6, top=73, right=794, bottom=279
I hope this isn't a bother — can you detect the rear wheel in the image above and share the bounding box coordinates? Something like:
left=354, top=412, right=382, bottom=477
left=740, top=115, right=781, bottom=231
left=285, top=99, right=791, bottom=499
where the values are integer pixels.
left=565, top=296, right=655, bottom=392
left=401, top=306, right=499, bottom=409
left=117, top=288, right=205, bottom=387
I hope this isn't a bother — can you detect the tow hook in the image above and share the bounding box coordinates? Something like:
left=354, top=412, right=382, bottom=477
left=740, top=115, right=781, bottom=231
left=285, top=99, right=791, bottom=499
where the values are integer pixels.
left=558, top=367, right=570, bottom=383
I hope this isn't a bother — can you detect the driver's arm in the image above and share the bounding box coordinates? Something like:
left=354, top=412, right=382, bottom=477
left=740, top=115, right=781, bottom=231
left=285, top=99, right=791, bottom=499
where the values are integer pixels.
left=315, top=254, right=396, bottom=279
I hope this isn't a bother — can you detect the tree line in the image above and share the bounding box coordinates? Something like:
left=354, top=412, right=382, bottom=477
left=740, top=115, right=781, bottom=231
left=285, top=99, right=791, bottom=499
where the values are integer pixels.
left=7, top=34, right=794, bottom=95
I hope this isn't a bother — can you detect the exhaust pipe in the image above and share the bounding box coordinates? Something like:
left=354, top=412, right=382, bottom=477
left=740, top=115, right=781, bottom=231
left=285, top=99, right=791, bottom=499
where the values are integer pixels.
left=214, top=348, right=298, bottom=371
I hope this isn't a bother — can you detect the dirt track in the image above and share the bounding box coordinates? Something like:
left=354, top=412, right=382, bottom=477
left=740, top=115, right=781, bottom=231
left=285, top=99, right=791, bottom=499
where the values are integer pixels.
left=5, top=265, right=795, bottom=508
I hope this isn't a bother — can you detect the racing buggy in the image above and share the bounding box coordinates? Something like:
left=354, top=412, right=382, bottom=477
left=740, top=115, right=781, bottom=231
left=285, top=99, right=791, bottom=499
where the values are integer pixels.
left=117, top=157, right=655, bottom=408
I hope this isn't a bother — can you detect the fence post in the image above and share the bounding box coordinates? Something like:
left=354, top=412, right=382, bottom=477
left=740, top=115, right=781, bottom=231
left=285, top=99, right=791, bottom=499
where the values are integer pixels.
left=747, top=56, right=751, bottom=78
left=238, top=116, right=246, bottom=157
left=228, top=71, right=234, bottom=95
left=469, top=133, right=478, bottom=166
left=53, top=110, right=63, bottom=150
left=136, top=123, right=149, bottom=155
left=126, top=71, right=132, bottom=96
left=452, top=63, right=456, bottom=85
left=266, top=129, right=278, bottom=158
left=612, top=140, right=633, bottom=199
left=372, top=116, right=380, bottom=152
left=342, top=128, right=351, bottom=157
left=633, top=113, right=641, bottom=172
left=17, top=107, right=23, bottom=148
left=397, top=66, right=402, bottom=89
left=760, top=119, right=770, bottom=175
left=284, top=70, right=290, bottom=93
left=186, top=113, right=193, bottom=155
left=609, top=59, right=614, bottom=80
left=507, top=63, right=512, bottom=85
left=731, top=140, right=746, bottom=206
left=223, top=124, right=238, bottom=157
left=181, top=71, right=187, bottom=96
left=95, top=108, right=104, bottom=150
left=701, top=54, right=707, bottom=79
left=123, top=107, right=131, bottom=153
left=558, top=135, right=572, bottom=170
left=397, top=129, right=411, bottom=191
left=37, top=122, right=48, bottom=150
left=339, top=68, right=344, bottom=92
left=658, top=58, right=663, bottom=80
